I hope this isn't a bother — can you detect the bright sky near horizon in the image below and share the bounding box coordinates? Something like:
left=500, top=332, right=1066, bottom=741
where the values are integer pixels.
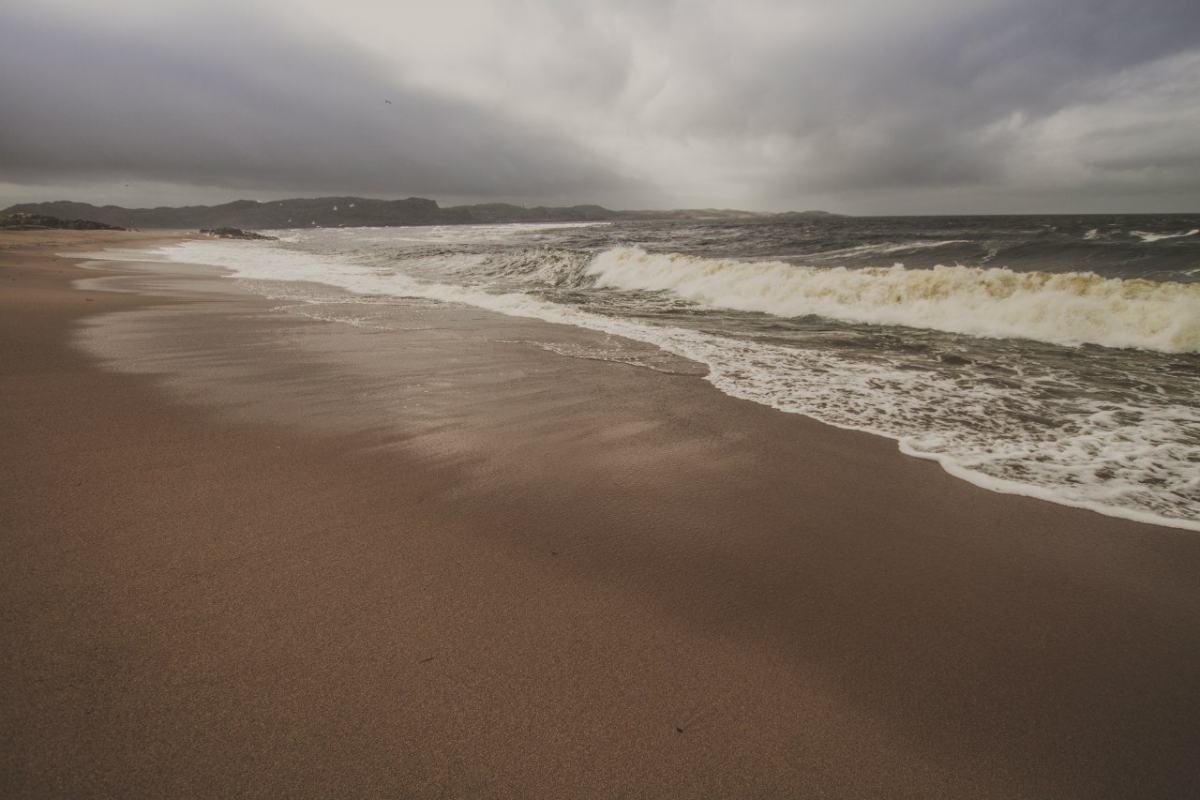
left=2, top=0, right=1199, bottom=214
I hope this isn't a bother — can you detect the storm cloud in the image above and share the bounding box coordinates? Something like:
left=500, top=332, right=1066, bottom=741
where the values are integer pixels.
left=3, top=0, right=1200, bottom=213
left=0, top=3, right=634, bottom=203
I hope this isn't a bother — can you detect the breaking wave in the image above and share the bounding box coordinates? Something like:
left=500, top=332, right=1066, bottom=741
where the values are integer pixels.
left=585, top=247, right=1200, bottom=353
left=1132, top=228, right=1199, bottom=243
left=135, top=236, right=1200, bottom=531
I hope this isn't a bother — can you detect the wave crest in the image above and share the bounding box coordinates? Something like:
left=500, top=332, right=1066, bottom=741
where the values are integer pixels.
left=585, top=247, right=1200, bottom=353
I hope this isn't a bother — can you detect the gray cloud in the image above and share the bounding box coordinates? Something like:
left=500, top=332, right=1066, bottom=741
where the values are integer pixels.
left=3, top=0, right=1199, bottom=212
left=605, top=0, right=1200, bottom=197
left=777, top=0, right=1200, bottom=193
left=0, top=3, right=635, bottom=202
left=479, top=0, right=1200, bottom=204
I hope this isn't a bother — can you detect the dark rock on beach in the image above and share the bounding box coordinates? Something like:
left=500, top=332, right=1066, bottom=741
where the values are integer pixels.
left=200, top=227, right=279, bottom=241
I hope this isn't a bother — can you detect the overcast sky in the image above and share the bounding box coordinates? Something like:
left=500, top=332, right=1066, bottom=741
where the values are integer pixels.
left=3, top=0, right=1199, bottom=214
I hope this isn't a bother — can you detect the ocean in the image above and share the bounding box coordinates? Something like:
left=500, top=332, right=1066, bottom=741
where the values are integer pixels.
left=153, top=214, right=1200, bottom=531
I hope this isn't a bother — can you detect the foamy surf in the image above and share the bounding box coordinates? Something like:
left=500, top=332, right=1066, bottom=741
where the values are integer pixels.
left=1132, top=229, right=1199, bottom=243
left=94, top=217, right=1200, bottom=533
left=586, top=247, right=1200, bottom=354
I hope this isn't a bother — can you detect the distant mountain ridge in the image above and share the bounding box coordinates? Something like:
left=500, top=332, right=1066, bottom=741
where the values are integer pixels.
left=0, top=197, right=840, bottom=230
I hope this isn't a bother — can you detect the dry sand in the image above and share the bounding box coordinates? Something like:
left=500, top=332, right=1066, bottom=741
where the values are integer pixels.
left=3, top=230, right=1199, bottom=798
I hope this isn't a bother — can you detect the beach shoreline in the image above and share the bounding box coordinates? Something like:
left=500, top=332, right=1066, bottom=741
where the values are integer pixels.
left=3, top=230, right=1199, bottom=797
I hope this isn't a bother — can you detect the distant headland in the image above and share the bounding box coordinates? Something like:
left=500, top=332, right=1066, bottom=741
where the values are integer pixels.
left=0, top=212, right=126, bottom=231
left=0, top=197, right=842, bottom=231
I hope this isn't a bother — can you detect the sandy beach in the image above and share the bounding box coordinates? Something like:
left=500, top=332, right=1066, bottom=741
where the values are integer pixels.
left=3, top=230, right=1199, bottom=798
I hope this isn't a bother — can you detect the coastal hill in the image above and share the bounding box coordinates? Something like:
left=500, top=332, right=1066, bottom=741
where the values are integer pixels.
left=0, top=212, right=126, bottom=231
left=1, top=197, right=840, bottom=230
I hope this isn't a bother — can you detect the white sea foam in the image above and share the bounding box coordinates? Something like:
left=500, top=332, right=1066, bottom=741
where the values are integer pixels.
left=134, top=238, right=1200, bottom=532
left=785, top=239, right=970, bottom=261
left=1132, top=229, right=1199, bottom=242
left=585, top=247, right=1200, bottom=353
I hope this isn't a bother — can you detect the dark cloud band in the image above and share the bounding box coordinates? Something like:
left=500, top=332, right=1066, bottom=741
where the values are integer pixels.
left=0, top=5, right=633, bottom=199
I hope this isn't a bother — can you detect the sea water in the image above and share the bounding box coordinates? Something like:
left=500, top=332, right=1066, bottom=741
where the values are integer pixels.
left=153, top=215, right=1200, bottom=531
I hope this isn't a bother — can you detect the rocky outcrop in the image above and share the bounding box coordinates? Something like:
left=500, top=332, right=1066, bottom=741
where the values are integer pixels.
left=200, top=227, right=278, bottom=240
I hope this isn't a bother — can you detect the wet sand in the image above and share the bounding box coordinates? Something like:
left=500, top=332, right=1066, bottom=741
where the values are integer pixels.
left=3, top=230, right=1199, bottom=798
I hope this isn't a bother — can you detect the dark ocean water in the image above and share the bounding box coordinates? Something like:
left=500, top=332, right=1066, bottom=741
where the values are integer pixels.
left=155, top=214, right=1199, bottom=529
